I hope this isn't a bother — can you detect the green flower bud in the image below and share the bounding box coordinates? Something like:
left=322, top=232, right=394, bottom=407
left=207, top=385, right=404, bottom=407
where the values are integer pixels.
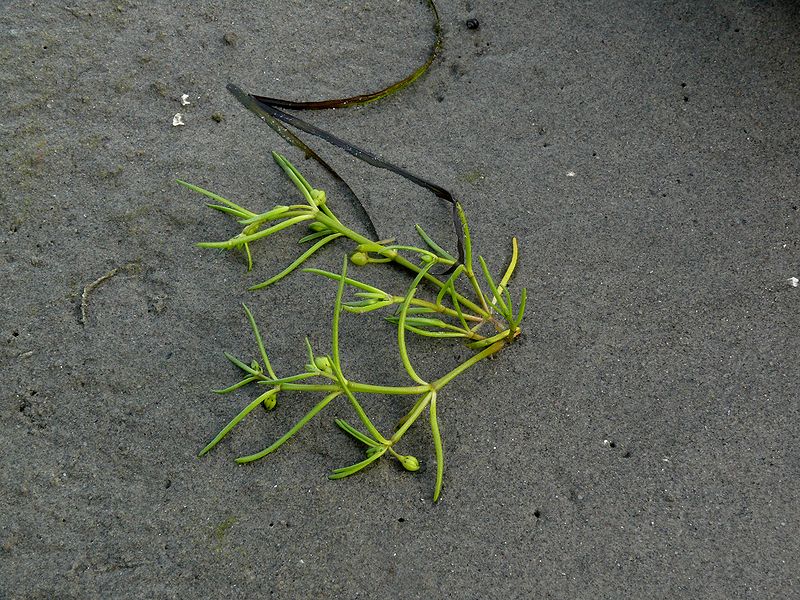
left=309, top=222, right=328, bottom=232
left=350, top=252, right=369, bottom=266
left=262, top=392, right=277, bottom=411
left=314, top=356, right=332, bottom=372
left=310, top=189, right=326, bottom=205
left=398, top=454, right=421, bottom=472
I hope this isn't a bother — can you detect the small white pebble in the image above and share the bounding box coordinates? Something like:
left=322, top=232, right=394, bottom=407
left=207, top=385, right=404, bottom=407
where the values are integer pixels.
left=172, top=113, right=185, bottom=126
left=788, top=277, right=799, bottom=287
left=181, top=93, right=191, bottom=106
left=566, top=171, right=576, bottom=177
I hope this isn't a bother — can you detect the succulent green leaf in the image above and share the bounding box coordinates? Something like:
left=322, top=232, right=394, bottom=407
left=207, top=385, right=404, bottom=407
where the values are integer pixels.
left=250, top=233, right=342, bottom=291
left=237, top=205, right=292, bottom=226
left=242, top=303, right=277, bottom=379
left=303, top=268, right=388, bottom=296
left=235, top=391, right=341, bottom=463
left=177, top=179, right=256, bottom=218
left=207, top=204, right=250, bottom=219
left=430, top=392, right=444, bottom=502
left=335, top=419, right=379, bottom=447
left=224, top=352, right=261, bottom=376
left=212, top=376, right=258, bottom=394
left=299, top=230, right=335, bottom=244
left=513, top=288, right=527, bottom=328
left=478, top=256, right=511, bottom=319
left=198, top=388, right=279, bottom=457
left=415, top=224, right=456, bottom=261
left=342, top=300, right=394, bottom=314
left=329, top=447, right=387, bottom=479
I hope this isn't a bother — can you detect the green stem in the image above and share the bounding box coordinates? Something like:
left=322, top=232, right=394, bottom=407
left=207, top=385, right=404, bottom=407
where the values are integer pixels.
left=456, top=203, right=490, bottom=315
left=279, top=382, right=428, bottom=395
left=313, top=213, right=491, bottom=319
left=198, top=214, right=314, bottom=249
left=431, top=340, right=507, bottom=390
left=405, top=297, right=482, bottom=323
left=391, top=391, right=433, bottom=442
left=397, top=263, right=434, bottom=386
left=273, top=341, right=506, bottom=397
left=332, top=364, right=391, bottom=445
left=391, top=342, right=508, bottom=446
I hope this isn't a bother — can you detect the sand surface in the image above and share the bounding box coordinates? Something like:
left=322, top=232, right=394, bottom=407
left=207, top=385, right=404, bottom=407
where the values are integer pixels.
left=1, top=1, right=798, bottom=598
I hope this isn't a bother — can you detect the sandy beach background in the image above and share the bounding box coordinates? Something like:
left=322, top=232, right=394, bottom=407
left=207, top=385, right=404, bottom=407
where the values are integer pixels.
left=1, top=1, right=797, bottom=598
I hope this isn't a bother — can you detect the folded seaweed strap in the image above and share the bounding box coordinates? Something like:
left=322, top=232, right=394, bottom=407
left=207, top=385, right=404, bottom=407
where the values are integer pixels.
left=225, top=1, right=462, bottom=268
left=250, top=0, right=442, bottom=111
left=226, top=83, right=380, bottom=240
left=227, top=84, right=464, bottom=270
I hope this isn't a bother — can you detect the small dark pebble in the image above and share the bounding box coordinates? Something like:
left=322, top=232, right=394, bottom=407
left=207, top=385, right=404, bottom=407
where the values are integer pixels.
left=466, top=18, right=480, bottom=30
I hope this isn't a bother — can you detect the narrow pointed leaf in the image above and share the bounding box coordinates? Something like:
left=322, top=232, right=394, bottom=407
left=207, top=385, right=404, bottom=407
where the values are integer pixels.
left=513, top=288, right=527, bottom=328
left=497, top=237, right=519, bottom=293
left=197, top=214, right=314, bottom=249
left=329, top=448, right=387, bottom=479
left=213, top=376, right=257, bottom=394
left=415, top=224, right=456, bottom=261
left=335, top=419, right=379, bottom=448
left=272, top=151, right=315, bottom=205
left=342, top=300, right=394, bottom=314
left=177, top=180, right=256, bottom=218
left=304, top=337, right=316, bottom=367
left=401, top=326, right=468, bottom=339
left=207, top=204, right=249, bottom=219
left=244, top=242, right=253, bottom=271
left=303, top=268, right=388, bottom=295
left=237, top=206, right=293, bottom=225
left=299, top=230, right=335, bottom=244
left=242, top=303, right=277, bottom=379
left=198, top=388, right=279, bottom=457
left=250, top=233, right=342, bottom=291
left=430, top=392, right=444, bottom=502
left=235, top=391, right=341, bottom=463
left=478, top=256, right=510, bottom=319
left=224, top=352, right=261, bottom=376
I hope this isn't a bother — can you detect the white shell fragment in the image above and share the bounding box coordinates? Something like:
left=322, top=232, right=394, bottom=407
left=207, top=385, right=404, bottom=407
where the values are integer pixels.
left=181, top=93, right=191, bottom=106
left=172, top=113, right=185, bottom=126
left=788, top=277, right=799, bottom=287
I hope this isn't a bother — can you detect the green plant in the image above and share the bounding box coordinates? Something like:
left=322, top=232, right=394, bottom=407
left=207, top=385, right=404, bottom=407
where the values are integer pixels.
left=181, top=152, right=525, bottom=501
